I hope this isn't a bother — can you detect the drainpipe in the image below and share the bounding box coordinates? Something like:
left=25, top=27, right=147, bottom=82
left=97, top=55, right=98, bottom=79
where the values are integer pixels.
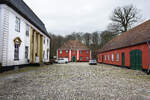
left=147, top=41, right=150, bottom=74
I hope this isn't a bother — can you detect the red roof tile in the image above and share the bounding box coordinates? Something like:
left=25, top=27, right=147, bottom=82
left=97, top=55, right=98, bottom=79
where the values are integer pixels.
left=99, top=19, right=150, bottom=53
left=59, top=40, right=89, bottom=50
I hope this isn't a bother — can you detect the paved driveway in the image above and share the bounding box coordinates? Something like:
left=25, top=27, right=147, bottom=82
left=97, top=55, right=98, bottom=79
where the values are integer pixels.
left=0, top=63, right=150, bottom=100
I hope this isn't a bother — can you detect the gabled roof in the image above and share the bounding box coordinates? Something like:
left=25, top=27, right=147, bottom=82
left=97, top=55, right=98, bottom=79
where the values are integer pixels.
left=0, top=0, right=50, bottom=38
left=99, top=19, right=150, bottom=53
left=59, top=40, right=89, bottom=50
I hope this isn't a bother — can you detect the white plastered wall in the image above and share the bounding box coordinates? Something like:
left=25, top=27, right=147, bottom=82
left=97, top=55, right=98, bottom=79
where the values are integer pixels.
left=1, top=4, right=50, bottom=66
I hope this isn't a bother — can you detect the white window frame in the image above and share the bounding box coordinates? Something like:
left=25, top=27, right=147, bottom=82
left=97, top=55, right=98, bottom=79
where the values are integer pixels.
left=104, top=55, right=107, bottom=61
left=80, top=50, right=82, bottom=54
left=107, top=55, right=109, bottom=61
left=111, top=54, right=114, bottom=61
left=15, top=17, right=20, bottom=32
left=26, top=24, right=30, bottom=36
left=86, top=50, right=88, bottom=54
left=116, top=53, right=119, bottom=61
left=66, top=50, right=68, bottom=53
left=86, top=57, right=89, bottom=60
left=80, top=57, right=83, bottom=60
left=60, top=50, right=62, bottom=54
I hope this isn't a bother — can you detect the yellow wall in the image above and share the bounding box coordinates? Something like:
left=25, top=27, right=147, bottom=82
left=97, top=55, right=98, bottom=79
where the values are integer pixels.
left=30, top=28, right=33, bottom=63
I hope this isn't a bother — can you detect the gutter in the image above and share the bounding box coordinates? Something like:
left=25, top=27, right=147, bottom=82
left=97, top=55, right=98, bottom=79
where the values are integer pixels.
left=147, top=41, right=150, bottom=74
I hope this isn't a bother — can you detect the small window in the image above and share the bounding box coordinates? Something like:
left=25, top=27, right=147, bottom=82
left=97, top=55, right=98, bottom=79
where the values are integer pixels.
left=47, top=39, right=49, bottom=46
left=47, top=50, right=49, bottom=60
left=107, top=55, right=109, bottom=61
left=80, top=57, right=83, bottom=60
left=66, top=50, right=68, bottom=53
left=111, top=54, right=114, bottom=61
left=25, top=46, right=28, bottom=59
left=80, top=50, right=82, bottom=54
left=86, top=50, right=89, bottom=54
left=116, top=53, right=119, bottom=61
left=15, top=17, right=20, bottom=32
left=14, top=44, right=20, bottom=60
left=60, top=50, right=62, bottom=54
left=73, top=50, right=75, bottom=54
left=86, top=57, right=89, bottom=60
left=26, top=24, right=30, bottom=36
left=44, top=37, right=45, bottom=44
left=104, top=55, right=107, bottom=61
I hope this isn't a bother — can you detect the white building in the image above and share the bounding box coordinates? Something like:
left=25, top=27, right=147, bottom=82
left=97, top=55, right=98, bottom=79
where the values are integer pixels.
left=0, top=0, right=51, bottom=67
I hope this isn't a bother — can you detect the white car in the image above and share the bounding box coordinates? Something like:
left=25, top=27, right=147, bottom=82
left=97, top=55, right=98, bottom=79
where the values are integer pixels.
left=58, top=58, right=67, bottom=64
left=89, top=59, right=97, bottom=65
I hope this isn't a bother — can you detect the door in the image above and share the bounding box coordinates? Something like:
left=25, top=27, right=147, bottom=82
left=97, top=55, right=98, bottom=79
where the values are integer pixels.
left=72, top=56, right=76, bottom=62
left=122, top=53, right=125, bottom=66
left=130, top=50, right=142, bottom=70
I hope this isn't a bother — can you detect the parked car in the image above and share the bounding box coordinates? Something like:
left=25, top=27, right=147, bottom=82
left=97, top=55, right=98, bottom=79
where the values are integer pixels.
left=58, top=58, right=67, bottom=64
left=89, top=59, right=97, bottom=65
left=55, top=59, right=58, bottom=63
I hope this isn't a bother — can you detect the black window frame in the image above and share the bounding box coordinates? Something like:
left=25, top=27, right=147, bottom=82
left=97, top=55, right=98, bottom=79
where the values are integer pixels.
left=14, top=44, right=20, bottom=61
left=25, top=46, right=29, bottom=59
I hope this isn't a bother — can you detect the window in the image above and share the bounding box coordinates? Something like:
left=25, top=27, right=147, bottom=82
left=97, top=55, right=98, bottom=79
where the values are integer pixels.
left=14, top=44, right=20, bottom=60
left=66, top=50, right=68, bottom=53
left=116, top=53, right=119, bottom=61
left=99, top=56, right=101, bottom=61
left=44, top=37, right=45, bottom=44
left=111, top=54, right=114, bottom=61
left=47, top=50, right=49, bottom=60
left=104, top=55, right=107, bottom=61
left=86, top=57, right=89, bottom=60
left=26, top=24, right=29, bottom=36
left=60, top=50, right=62, bottom=54
left=80, top=57, right=83, bottom=60
left=80, top=50, right=82, bottom=54
left=47, top=39, right=49, bottom=46
left=73, top=50, right=75, bottom=54
left=107, top=55, right=109, bottom=61
left=86, top=50, right=89, bottom=54
left=25, top=46, right=28, bottom=59
left=15, top=17, right=20, bottom=32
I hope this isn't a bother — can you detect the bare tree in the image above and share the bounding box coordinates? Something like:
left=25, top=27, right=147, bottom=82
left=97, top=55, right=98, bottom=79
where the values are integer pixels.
left=110, top=5, right=141, bottom=33
left=82, top=33, right=91, bottom=47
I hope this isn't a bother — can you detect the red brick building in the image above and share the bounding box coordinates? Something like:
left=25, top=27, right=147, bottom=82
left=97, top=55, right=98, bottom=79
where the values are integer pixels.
left=98, top=19, right=150, bottom=73
left=57, top=40, right=91, bottom=62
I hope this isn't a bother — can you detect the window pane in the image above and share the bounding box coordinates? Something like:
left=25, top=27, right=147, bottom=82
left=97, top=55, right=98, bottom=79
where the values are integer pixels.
left=15, top=17, right=20, bottom=32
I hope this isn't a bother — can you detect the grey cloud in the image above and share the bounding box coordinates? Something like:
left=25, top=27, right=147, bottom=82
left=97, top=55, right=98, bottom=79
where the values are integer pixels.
left=24, top=0, right=150, bottom=35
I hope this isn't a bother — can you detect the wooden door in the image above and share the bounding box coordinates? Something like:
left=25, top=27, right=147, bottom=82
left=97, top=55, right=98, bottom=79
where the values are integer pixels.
left=130, top=50, right=142, bottom=70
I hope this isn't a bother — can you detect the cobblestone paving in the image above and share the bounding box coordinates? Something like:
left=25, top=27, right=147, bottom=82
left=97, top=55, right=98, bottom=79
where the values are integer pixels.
left=0, top=63, right=150, bottom=100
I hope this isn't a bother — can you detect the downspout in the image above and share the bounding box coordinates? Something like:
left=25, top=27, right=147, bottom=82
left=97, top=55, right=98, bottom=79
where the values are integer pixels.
left=147, top=41, right=150, bottom=74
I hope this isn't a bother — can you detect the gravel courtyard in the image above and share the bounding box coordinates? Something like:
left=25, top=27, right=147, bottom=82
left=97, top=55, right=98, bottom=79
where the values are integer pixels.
left=0, top=63, right=150, bottom=100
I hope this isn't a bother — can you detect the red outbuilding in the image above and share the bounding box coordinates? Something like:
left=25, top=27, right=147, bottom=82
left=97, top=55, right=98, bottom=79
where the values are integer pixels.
left=98, top=19, right=150, bottom=73
left=57, top=40, right=91, bottom=62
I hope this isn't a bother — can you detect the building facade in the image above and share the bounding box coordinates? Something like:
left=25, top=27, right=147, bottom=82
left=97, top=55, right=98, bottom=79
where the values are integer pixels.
left=98, top=20, right=150, bottom=73
left=57, top=40, right=91, bottom=62
left=0, top=0, right=50, bottom=67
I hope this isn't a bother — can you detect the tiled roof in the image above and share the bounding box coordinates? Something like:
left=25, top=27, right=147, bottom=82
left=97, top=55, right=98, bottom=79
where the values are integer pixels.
left=99, top=19, right=150, bottom=53
left=59, top=40, right=89, bottom=50
left=0, top=0, right=50, bottom=37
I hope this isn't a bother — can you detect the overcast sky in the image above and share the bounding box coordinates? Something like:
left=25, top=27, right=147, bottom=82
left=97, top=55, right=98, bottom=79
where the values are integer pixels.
left=24, top=0, right=150, bottom=36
